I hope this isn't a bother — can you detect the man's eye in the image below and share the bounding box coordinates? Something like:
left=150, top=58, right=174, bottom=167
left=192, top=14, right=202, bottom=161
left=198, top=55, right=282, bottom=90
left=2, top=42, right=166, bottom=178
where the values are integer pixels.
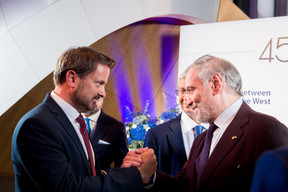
left=187, top=89, right=193, bottom=94
left=180, top=90, right=186, bottom=94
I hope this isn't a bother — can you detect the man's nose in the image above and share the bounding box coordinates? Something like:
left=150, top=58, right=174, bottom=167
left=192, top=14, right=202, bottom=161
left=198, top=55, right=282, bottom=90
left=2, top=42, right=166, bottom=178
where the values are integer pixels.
left=184, top=95, right=193, bottom=106
left=98, top=85, right=106, bottom=98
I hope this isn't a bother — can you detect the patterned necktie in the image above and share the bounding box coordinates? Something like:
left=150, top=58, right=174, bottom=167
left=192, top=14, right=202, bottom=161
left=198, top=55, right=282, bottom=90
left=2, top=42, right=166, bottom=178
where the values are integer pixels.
left=84, top=118, right=91, bottom=136
left=195, top=123, right=218, bottom=187
left=76, top=115, right=96, bottom=176
left=193, top=125, right=205, bottom=138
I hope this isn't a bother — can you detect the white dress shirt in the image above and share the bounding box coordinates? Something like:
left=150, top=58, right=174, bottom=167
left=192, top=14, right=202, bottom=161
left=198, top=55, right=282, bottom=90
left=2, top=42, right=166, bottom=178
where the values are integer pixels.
left=85, top=109, right=101, bottom=137
left=209, top=97, right=243, bottom=156
left=51, top=91, right=95, bottom=163
left=181, top=112, right=209, bottom=158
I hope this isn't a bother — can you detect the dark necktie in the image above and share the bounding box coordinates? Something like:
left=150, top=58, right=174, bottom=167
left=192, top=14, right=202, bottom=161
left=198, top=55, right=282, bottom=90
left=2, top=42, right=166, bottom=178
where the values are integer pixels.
left=195, top=123, right=218, bottom=186
left=193, top=125, right=205, bottom=138
left=76, top=115, right=96, bottom=176
left=84, top=118, right=91, bottom=136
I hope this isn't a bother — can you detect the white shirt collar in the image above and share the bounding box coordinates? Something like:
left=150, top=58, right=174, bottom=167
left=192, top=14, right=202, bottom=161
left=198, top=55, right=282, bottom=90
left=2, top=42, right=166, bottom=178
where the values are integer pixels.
left=51, top=91, right=80, bottom=123
left=214, top=97, right=243, bottom=129
left=86, top=109, right=101, bottom=123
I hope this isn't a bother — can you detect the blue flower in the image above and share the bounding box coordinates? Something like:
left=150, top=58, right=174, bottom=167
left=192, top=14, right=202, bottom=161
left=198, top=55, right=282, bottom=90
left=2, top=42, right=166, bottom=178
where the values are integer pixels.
left=125, top=106, right=134, bottom=122
left=161, top=111, right=177, bottom=120
left=127, top=137, right=132, bottom=145
left=130, top=124, right=146, bottom=141
left=148, top=121, right=156, bottom=128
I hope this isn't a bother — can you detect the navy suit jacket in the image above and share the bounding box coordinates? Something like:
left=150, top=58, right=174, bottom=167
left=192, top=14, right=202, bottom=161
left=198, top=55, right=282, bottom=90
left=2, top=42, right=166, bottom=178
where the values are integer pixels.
left=11, top=93, right=142, bottom=192
left=152, top=102, right=288, bottom=192
left=91, top=110, right=128, bottom=170
left=250, top=146, right=288, bottom=192
left=144, top=114, right=187, bottom=176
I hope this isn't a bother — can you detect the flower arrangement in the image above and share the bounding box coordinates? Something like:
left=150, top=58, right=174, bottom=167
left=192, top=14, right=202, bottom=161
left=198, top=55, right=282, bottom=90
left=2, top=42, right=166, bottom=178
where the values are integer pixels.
left=125, top=101, right=156, bottom=150
left=125, top=100, right=181, bottom=150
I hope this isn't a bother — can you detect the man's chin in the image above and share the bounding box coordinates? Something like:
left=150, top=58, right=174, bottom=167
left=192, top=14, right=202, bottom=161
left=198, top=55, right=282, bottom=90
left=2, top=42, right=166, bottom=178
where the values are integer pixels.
left=85, top=106, right=99, bottom=115
left=185, top=111, right=194, bottom=117
left=184, top=108, right=193, bottom=114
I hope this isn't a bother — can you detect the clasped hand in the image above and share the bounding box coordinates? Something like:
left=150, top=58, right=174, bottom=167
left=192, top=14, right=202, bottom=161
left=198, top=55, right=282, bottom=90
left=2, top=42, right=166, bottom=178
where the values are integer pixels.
left=121, top=147, right=157, bottom=184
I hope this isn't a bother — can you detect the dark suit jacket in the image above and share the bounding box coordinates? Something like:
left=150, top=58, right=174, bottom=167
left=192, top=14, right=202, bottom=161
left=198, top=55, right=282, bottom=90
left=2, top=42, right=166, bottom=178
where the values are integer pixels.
left=91, top=110, right=128, bottom=170
left=152, top=102, right=288, bottom=192
left=144, top=114, right=187, bottom=176
left=250, top=146, right=288, bottom=192
left=11, top=93, right=142, bottom=192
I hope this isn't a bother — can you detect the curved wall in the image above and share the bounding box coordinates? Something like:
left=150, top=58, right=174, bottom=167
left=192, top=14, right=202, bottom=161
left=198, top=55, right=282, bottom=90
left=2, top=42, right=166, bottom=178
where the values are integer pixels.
left=0, top=0, right=220, bottom=116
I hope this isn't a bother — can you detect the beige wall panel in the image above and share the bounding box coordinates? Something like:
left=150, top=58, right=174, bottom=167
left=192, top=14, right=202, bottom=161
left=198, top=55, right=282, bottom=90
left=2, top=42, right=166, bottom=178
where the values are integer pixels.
left=218, top=0, right=250, bottom=22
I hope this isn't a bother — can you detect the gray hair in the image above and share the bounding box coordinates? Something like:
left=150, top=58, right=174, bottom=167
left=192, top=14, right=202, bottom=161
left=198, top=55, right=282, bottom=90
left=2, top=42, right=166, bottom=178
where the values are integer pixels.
left=177, top=70, right=187, bottom=89
left=187, top=55, right=243, bottom=96
left=178, top=70, right=186, bottom=80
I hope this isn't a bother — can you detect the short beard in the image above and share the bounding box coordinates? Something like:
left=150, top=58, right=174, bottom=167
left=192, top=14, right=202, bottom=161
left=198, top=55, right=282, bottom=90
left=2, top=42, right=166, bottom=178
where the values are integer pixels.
left=196, top=102, right=215, bottom=123
left=71, top=85, right=96, bottom=113
left=195, top=88, right=217, bottom=123
left=85, top=107, right=100, bottom=117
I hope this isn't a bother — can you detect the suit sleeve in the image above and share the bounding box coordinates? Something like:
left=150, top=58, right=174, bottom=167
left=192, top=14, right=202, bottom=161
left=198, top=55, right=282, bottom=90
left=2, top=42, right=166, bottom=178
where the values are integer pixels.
left=250, top=151, right=288, bottom=192
left=144, top=129, right=157, bottom=154
left=13, top=117, right=142, bottom=192
left=144, top=129, right=160, bottom=158
left=113, top=122, right=129, bottom=168
left=254, top=120, right=288, bottom=162
left=147, top=163, right=188, bottom=192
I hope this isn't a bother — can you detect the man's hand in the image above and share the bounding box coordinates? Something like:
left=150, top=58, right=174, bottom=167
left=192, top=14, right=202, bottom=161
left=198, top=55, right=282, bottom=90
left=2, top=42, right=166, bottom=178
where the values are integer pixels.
left=121, top=147, right=148, bottom=168
left=137, top=149, right=157, bottom=184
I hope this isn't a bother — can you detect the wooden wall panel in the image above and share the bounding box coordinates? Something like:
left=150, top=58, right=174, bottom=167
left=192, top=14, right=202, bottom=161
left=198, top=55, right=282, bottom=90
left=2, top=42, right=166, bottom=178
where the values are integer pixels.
left=91, top=22, right=181, bottom=120
left=0, top=73, right=54, bottom=176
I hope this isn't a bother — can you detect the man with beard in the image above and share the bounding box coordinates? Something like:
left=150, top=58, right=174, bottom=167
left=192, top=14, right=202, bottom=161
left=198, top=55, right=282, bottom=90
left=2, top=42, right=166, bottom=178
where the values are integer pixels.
left=82, top=97, right=128, bottom=170
left=124, top=54, right=288, bottom=192
left=144, top=72, right=208, bottom=176
left=11, top=46, right=156, bottom=192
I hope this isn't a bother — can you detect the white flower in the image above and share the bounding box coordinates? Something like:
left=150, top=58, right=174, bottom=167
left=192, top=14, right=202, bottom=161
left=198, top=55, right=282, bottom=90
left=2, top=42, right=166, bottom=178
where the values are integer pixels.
left=143, top=124, right=150, bottom=131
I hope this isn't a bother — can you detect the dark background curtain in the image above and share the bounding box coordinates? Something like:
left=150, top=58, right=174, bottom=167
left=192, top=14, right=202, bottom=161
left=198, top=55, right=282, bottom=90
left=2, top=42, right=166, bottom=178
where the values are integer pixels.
left=233, top=0, right=287, bottom=18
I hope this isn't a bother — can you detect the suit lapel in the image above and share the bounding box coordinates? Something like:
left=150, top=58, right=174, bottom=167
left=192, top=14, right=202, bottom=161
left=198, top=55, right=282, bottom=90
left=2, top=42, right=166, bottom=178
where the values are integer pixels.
left=166, top=115, right=187, bottom=159
left=44, top=94, right=93, bottom=174
left=92, top=111, right=107, bottom=145
left=200, top=103, right=250, bottom=186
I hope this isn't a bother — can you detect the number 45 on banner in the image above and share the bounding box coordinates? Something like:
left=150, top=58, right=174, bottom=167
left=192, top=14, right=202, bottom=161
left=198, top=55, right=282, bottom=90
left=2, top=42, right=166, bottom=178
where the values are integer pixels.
left=259, top=37, right=288, bottom=63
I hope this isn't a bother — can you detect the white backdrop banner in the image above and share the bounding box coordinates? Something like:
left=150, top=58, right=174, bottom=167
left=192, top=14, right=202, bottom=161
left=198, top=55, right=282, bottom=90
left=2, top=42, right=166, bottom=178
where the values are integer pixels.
left=179, top=16, right=288, bottom=126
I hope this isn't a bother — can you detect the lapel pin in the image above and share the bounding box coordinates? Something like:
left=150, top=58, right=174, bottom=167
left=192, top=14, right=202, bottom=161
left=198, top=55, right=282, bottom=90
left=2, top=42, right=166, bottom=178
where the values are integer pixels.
left=232, top=136, right=237, bottom=140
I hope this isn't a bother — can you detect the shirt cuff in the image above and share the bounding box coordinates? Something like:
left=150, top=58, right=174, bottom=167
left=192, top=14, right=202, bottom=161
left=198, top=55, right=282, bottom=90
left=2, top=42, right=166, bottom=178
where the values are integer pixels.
left=143, top=172, right=156, bottom=189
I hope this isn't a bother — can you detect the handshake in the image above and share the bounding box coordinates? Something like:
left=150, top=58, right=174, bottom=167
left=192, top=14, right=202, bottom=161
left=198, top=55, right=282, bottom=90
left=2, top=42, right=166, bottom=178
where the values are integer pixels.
left=121, top=148, right=157, bottom=184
